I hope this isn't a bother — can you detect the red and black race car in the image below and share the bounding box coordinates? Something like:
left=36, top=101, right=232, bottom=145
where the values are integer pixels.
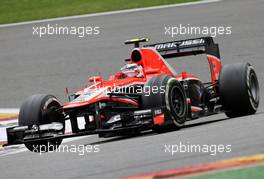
left=5, top=37, right=260, bottom=152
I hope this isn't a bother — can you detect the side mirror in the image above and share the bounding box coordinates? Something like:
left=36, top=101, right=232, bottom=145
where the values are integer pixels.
left=88, top=76, right=103, bottom=83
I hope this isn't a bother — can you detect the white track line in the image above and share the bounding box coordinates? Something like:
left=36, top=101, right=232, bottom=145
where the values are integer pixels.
left=0, top=109, right=19, bottom=142
left=0, top=108, right=19, bottom=113
left=0, top=0, right=222, bottom=28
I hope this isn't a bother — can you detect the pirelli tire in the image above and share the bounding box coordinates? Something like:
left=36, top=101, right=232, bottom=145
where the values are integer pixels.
left=19, top=94, right=65, bottom=153
left=142, top=75, right=188, bottom=131
left=219, top=63, right=259, bottom=118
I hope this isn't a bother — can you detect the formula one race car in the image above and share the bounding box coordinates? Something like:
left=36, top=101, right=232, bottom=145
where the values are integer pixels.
left=5, top=37, right=260, bottom=152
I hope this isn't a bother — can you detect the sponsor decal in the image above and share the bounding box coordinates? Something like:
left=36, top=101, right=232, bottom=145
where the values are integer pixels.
left=154, top=39, right=205, bottom=50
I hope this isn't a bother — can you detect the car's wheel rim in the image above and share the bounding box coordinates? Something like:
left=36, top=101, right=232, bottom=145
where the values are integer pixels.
left=43, top=99, right=64, bottom=124
left=170, top=86, right=185, bottom=117
left=249, top=72, right=259, bottom=103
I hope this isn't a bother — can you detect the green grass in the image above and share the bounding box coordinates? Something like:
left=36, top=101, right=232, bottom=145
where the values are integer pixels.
left=0, top=0, right=199, bottom=24
left=189, top=164, right=264, bottom=179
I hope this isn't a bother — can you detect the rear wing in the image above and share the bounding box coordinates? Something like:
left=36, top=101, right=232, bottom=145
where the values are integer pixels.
left=144, top=37, right=220, bottom=59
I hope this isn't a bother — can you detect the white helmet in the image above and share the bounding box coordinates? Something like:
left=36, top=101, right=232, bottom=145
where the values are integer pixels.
left=120, top=63, right=144, bottom=78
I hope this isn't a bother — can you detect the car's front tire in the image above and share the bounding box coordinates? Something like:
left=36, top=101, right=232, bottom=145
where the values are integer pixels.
left=19, top=94, right=65, bottom=152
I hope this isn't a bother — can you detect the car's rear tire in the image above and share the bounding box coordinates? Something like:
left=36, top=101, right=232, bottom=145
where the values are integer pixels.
left=219, top=63, right=259, bottom=118
left=142, top=75, right=188, bottom=132
left=19, top=94, right=65, bottom=153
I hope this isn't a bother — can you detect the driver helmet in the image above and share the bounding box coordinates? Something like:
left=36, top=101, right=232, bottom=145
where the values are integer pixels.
left=120, top=63, right=144, bottom=78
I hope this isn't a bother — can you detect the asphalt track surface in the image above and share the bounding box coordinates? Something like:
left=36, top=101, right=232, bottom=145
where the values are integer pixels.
left=0, top=0, right=264, bottom=178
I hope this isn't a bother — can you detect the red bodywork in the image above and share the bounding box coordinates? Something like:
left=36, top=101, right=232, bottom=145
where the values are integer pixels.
left=63, top=46, right=222, bottom=121
left=5, top=37, right=232, bottom=149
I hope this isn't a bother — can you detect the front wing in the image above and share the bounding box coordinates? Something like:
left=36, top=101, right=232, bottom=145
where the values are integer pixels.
left=4, top=107, right=165, bottom=147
